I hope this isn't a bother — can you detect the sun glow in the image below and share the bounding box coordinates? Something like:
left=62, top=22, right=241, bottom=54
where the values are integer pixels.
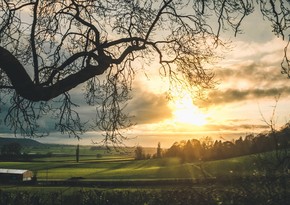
left=171, top=94, right=208, bottom=126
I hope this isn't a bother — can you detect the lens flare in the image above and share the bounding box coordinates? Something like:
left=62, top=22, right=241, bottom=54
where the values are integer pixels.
left=171, top=94, right=207, bottom=126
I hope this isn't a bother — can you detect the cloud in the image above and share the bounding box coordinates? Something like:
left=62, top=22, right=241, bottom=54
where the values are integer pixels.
left=125, top=87, right=172, bottom=124
left=204, top=123, right=269, bottom=132
left=198, top=86, right=290, bottom=107
left=226, top=9, right=275, bottom=43
left=216, top=61, right=287, bottom=88
left=201, top=39, right=290, bottom=108
left=216, top=37, right=287, bottom=85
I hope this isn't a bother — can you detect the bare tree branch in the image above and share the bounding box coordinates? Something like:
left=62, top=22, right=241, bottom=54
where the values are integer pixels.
left=0, top=0, right=289, bottom=144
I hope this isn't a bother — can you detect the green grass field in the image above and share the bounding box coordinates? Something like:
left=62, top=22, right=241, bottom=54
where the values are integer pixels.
left=1, top=145, right=289, bottom=205
left=0, top=144, right=262, bottom=181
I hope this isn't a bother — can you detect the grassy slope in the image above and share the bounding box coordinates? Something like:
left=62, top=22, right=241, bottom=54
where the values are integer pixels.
left=0, top=155, right=259, bottom=181
left=1, top=144, right=277, bottom=181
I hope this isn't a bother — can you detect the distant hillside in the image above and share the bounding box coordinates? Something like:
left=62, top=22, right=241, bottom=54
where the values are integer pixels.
left=0, top=137, right=43, bottom=147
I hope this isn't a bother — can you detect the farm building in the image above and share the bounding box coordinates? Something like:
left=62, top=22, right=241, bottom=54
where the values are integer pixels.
left=0, top=168, right=33, bottom=182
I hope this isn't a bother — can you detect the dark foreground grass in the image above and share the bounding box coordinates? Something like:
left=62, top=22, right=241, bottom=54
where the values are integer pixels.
left=1, top=177, right=289, bottom=205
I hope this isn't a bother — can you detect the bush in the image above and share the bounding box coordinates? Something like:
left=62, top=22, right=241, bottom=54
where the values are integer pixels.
left=1, top=181, right=289, bottom=205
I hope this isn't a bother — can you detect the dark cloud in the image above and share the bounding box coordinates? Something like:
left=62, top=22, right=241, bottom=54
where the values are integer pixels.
left=198, top=86, right=290, bottom=107
left=204, top=123, right=269, bottom=132
left=0, top=91, right=90, bottom=135
left=198, top=57, right=290, bottom=108
left=125, top=87, right=172, bottom=124
left=0, top=82, right=173, bottom=136
left=216, top=62, right=286, bottom=86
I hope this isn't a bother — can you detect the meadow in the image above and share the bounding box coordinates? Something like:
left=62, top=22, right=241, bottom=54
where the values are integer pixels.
left=1, top=145, right=259, bottom=181
left=0, top=145, right=289, bottom=205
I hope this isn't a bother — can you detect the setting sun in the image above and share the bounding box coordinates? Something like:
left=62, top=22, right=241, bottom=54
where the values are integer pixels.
left=171, top=94, right=208, bottom=126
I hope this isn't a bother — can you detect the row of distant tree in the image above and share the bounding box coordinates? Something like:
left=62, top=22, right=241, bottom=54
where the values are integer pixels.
left=0, top=142, right=26, bottom=161
left=134, top=123, right=290, bottom=162
left=134, top=142, right=162, bottom=160
left=0, top=142, right=53, bottom=161
left=163, top=123, right=290, bottom=162
left=0, top=142, right=22, bottom=156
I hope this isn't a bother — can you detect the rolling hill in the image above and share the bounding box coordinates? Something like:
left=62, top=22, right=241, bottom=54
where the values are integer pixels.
left=0, top=137, right=43, bottom=147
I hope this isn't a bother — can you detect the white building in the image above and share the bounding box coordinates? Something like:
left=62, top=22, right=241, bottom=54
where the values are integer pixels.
left=0, top=168, right=33, bottom=182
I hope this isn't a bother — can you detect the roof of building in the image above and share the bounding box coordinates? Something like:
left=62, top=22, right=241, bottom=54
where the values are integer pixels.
left=0, top=169, right=30, bottom=174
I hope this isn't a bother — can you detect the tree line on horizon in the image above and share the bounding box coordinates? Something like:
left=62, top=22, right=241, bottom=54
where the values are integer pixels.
left=163, top=123, right=290, bottom=162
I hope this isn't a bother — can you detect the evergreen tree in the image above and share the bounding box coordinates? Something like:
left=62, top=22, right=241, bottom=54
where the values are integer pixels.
left=157, top=142, right=162, bottom=158
left=76, top=144, right=80, bottom=163
left=134, top=146, right=145, bottom=160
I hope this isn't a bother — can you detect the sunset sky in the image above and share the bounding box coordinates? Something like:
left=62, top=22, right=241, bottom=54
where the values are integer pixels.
left=1, top=7, right=290, bottom=148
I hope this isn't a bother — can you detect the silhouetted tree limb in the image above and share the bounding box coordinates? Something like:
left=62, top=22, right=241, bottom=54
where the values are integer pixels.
left=0, top=0, right=289, bottom=144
